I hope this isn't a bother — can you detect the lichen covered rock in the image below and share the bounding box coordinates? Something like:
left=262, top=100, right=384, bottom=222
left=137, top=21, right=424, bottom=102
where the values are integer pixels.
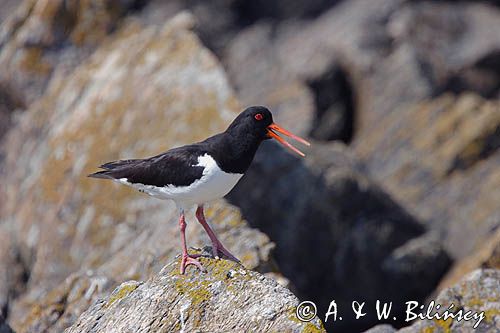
left=66, top=257, right=325, bottom=333
left=355, top=94, right=500, bottom=259
left=0, top=13, right=276, bottom=332
left=0, top=0, right=143, bottom=104
left=399, top=269, right=500, bottom=333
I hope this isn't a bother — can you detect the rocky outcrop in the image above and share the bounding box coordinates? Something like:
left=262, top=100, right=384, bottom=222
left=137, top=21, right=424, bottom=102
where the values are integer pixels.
left=356, top=94, right=500, bottom=259
left=368, top=269, right=500, bottom=333
left=0, top=316, right=13, bottom=333
left=0, top=0, right=152, bottom=149
left=438, top=228, right=500, bottom=291
left=65, top=257, right=325, bottom=333
left=0, top=1, right=498, bottom=332
left=0, top=0, right=147, bottom=105
left=399, top=269, right=500, bottom=333
left=0, top=13, right=280, bottom=332
left=228, top=141, right=451, bottom=332
left=224, top=0, right=500, bottom=284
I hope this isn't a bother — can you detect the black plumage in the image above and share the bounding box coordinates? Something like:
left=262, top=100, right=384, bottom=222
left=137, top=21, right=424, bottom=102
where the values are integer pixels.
left=88, top=106, right=274, bottom=186
left=88, top=106, right=310, bottom=274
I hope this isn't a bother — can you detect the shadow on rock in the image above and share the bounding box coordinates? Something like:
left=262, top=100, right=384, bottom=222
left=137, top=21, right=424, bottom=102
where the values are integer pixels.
left=228, top=142, right=452, bottom=332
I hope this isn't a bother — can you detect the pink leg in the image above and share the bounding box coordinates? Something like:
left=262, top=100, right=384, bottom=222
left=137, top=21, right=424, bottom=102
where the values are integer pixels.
left=196, top=205, right=240, bottom=262
left=179, top=211, right=206, bottom=274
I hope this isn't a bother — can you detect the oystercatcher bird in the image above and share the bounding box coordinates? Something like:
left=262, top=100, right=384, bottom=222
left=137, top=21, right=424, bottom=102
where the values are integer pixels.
left=88, top=106, right=310, bottom=274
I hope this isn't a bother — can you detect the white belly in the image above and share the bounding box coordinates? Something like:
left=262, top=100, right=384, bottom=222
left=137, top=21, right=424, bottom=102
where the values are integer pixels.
left=117, top=154, right=243, bottom=209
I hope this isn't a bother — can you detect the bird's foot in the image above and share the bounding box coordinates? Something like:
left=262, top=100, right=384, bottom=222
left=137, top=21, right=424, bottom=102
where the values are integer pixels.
left=212, top=242, right=240, bottom=263
left=180, top=254, right=206, bottom=274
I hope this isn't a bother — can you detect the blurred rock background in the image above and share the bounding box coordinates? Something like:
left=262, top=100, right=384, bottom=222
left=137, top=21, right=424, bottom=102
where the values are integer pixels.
left=0, top=0, right=498, bottom=332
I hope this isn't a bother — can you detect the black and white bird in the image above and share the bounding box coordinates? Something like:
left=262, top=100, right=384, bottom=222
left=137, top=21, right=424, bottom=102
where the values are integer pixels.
left=88, top=106, right=310, bottom=274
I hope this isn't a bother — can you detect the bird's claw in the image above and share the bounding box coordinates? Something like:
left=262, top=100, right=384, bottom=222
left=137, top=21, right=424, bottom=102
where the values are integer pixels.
left=212, top=243, right=240, bottom=263
left=180, top=254, right=206, bottom=274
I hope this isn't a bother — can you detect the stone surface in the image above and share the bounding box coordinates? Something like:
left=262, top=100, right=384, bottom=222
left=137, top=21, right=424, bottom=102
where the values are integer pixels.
left=228, top=141, right=451, bottom=332
left=0, top=82, right=24, bottom=145
left=438, top=228, right=500, bottom=291
left=225, top=0, right=500, bottom=144
left=0, top=0, right=145, bottom=105
left=364, top=324, right=397, bottom=333
left=0, top=1, right=498, bottom=332
left=0, top=314, right=13, bottom=333
left=355, top=94, right=500, bottom=259
left=0, top=13, right=277, bottom=332
left=398, top=269, right=500, bottom=333
left=0, top=0, right=20, bottom=25
left=65, top=257, right=326, bottom=333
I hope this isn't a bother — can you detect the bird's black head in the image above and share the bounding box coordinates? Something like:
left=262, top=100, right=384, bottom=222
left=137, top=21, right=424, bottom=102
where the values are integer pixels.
left=226, top=106, right=273, bottom=140
left=225, top=106, right=310, bottom=157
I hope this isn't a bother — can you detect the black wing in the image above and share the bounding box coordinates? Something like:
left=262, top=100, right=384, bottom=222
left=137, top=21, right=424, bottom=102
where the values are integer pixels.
left=88, top=145, right=207, bottom=187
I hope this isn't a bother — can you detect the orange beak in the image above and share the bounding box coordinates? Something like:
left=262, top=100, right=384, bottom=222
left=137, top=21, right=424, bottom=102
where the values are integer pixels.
left=266, top=123, right=311, bottom=157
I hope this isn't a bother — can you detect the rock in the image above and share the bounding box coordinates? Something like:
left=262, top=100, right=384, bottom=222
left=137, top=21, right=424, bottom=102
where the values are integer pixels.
left=0, top=314, right=13, bottom=333
left=0, top=82, right=24, bottom=142
left=0, top=0, right=19, bottom=25
left=224, top=22, right=315, bottom=137
left=11, top=272, right=115, bottom=333
left=364, top=324, right=397, bottom=333
left=398, top=269, right=500, bottom=333
left=344, top=2, right=500, bottom=260
left=0, top=224, right=28, bottom=318
left=224, top=0, right=500, bottom=143
left=355, top=94, right=500, bottom=259
left=134, top=0, right=241, bottom=54
left=65, top=257, right=326, bottom=333
left=0, top=0, right=144, bottom=105
left=438, top=228, right=500, bottom=290
left=232, top=0, right=341, bottom=22
left=228, top=141, right=451, bottom=332
left=0, top=13, right=277, bottom=332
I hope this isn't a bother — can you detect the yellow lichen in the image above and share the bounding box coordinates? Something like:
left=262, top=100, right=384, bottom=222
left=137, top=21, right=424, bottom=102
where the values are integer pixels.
left=302, top=322, right=325, bottom=333
left=286, top=307, right=325, bottom=333
left=19, top=48, right=52, bottom=74
left=106, top=283, right=139, bottom=307
left=483, top=308, right=500, bottom=323
left=432, top=317, right=453, bottom=333
left=421, top=327, right=435, bottom=333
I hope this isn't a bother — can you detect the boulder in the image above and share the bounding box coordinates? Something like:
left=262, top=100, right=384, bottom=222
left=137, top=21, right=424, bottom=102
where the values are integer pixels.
left=365, top=269, right=500, bottom=332
left=0, top=0, right=19, bottom=25
left=0, top=13, right=277, bottom=332
left=65, top=257, right=326, bottom=333
left=224, top=0, right=500, bottom=144
left=398, top=269, right=500, bottom=333
left=0, top=314, right=13, bottom=333
left=438, top=228, right=500, bottom=290
left=355, top=94, right=500, bottom=258
left=228, top=141, right=451, bottom=332
left=0, top=82, right=23, bottom=143
left=0, top=0, right=145, bottom=105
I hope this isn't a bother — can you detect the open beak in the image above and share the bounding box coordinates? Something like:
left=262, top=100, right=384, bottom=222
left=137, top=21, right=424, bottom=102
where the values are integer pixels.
left=266, top=123, right=311, bottom=157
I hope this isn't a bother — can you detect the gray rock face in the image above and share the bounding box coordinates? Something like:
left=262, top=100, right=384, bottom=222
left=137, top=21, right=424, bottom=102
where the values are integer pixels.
left=228, top=142, right=451, bottom=332
left=398, top=269, right=500, bottom=333
left=65, top=257, right=326, bottom=333
left=365, top=269, right=500, bottom=333
left=0, top=1, right=498, bottom=332
left=356, top=94, right=500, bottom=259
left=0, top=0, right=149, bottom=105
left=0, top=13, right=278, bottom=332
left=0, top=319, right=13, bottom=333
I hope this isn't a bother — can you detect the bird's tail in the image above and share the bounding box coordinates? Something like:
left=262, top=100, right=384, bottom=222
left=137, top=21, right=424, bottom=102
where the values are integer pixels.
left=87, top=170, right=115, bottom=179
left=87, top=159, right=141, bottom=180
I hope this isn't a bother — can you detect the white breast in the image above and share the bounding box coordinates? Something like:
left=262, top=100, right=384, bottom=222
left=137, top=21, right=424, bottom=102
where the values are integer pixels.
left=117, top=154, right=243, bottom=209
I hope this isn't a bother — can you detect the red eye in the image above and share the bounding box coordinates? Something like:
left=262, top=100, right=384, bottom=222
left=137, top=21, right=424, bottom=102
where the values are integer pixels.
left=255, top=113, right=263, bottom=121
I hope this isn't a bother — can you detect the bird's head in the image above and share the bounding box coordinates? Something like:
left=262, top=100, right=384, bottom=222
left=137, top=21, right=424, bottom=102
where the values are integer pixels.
left=226, top=106, right=310, bottom=157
